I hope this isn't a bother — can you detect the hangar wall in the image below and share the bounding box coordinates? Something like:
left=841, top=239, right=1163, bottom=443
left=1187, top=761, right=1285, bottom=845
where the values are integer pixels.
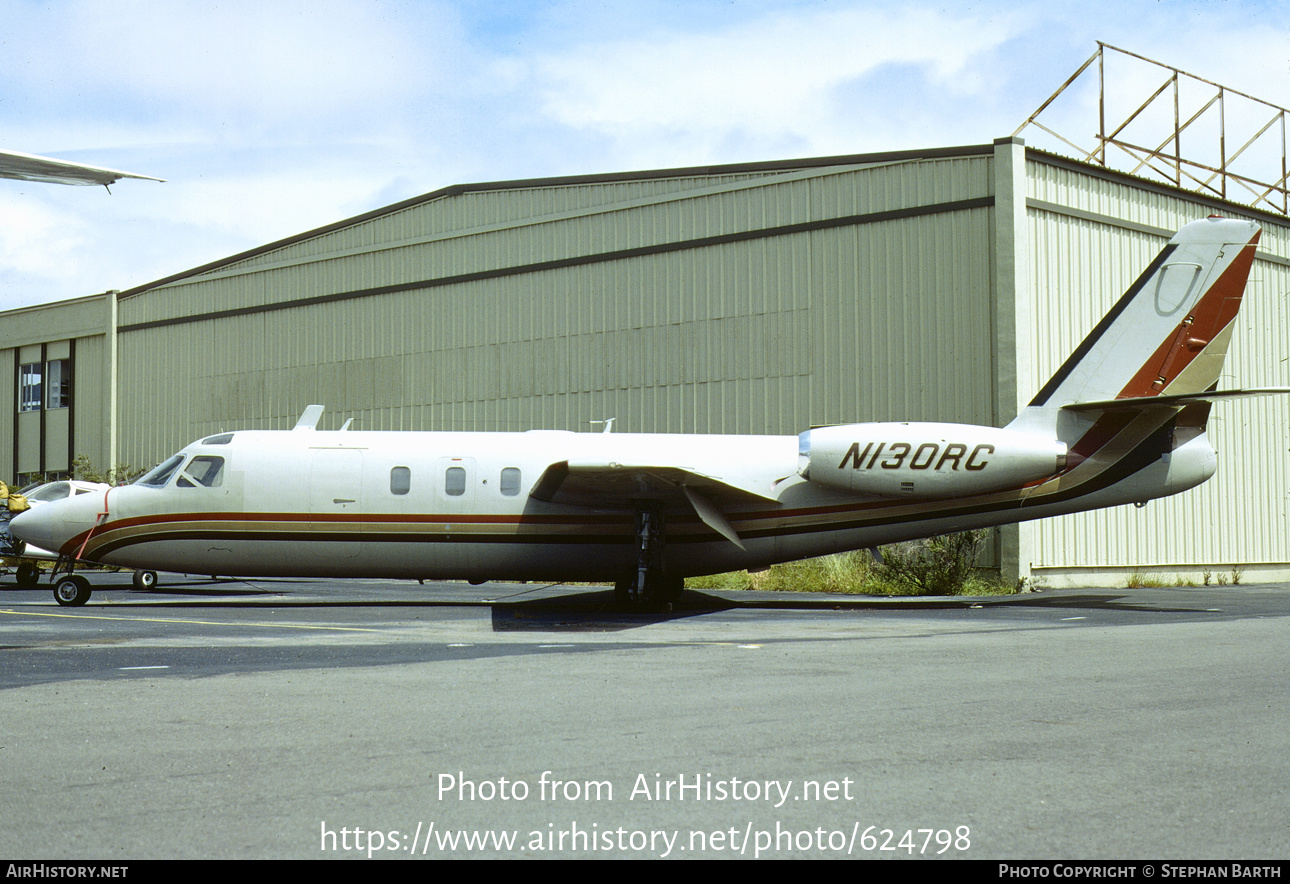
left=112, top=145, right=1002, bottom=457
left=1020, top=156, right=1290, bottom=584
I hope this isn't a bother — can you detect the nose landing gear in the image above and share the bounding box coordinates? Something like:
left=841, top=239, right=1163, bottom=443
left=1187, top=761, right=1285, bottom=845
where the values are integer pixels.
left=53, top=574, right=91, bottom=607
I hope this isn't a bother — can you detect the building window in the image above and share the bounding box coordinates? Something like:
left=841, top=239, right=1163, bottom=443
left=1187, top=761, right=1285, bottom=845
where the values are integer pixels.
left=45, top=359, right=70, bottom=409
left=18, top=363, right=42, bottom=412
left=17, top=357, right=72, bottom=412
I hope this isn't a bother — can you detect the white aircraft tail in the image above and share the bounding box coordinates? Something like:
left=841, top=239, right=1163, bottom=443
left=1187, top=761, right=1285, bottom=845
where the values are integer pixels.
left=997, top=216, right=1271, bottom=509
left=1023, top=216, right=1261, bottom=417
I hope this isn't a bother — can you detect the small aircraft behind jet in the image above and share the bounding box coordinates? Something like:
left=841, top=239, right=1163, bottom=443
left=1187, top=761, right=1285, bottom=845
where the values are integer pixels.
left=0, top=148, right=164, bottom=188
left=12, top=217, right=1284, bottom=607
left=0, top=480, right=111, bottom=586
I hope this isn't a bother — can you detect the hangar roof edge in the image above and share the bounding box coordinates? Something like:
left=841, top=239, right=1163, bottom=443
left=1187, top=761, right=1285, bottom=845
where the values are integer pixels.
left=116, top=141, right=998, bottom=299
left=1026, top=146, right=1290, bottom=231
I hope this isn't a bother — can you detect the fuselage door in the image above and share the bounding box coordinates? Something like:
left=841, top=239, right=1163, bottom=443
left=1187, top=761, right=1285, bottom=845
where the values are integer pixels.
left=434, top=456, right=478, bottom=573
left=310, top=447, right=364, bottom=558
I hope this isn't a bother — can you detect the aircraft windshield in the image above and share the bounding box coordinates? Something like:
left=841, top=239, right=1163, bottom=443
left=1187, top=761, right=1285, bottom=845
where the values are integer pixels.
left=134, top=455, right=184, bottom=487
left=25, top=482, right=71, bottom=502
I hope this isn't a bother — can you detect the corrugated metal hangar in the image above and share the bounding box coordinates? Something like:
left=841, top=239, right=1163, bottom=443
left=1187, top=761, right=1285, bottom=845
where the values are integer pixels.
left=3, top=136, right=1288, bottom=586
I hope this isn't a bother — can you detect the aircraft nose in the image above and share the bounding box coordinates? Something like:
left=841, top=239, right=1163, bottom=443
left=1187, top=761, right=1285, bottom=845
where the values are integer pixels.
left=9, top=506, right=60, bottom=554
left=10, top=495, right=103, bottom=558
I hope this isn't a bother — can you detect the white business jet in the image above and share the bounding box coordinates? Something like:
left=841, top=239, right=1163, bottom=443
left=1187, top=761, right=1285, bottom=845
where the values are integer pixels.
left=12, top=217, right=1280, bottom=607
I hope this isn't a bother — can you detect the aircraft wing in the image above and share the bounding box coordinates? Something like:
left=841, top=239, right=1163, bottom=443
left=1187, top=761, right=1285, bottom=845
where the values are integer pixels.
left=529, top=461, right=779, bottom=549
left=0, top=149, right=164, bottom=186
left=529, top=460, right=776, bottom=507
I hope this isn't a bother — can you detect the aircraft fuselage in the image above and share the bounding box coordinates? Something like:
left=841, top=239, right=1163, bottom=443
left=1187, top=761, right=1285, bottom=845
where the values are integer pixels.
left=10, top=421, right=1214, bottom=584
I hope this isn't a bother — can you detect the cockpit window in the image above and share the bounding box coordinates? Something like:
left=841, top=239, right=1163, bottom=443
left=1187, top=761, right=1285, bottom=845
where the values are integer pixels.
left=135, top=455, right=185, bottom=487
left=177, top=456, right=225, bottom=488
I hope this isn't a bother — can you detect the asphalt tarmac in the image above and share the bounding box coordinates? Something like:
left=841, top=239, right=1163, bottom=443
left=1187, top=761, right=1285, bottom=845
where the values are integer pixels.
left=1, top=572, right=1287, bottom=859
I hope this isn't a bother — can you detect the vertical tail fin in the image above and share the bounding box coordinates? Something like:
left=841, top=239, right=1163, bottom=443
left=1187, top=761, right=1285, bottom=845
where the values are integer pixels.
left=1028, top=216, right=1261, bottom=410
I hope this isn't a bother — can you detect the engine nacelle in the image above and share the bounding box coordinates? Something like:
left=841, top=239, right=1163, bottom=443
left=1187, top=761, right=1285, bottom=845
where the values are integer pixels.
left=798, top=422, right=1068, bottom=498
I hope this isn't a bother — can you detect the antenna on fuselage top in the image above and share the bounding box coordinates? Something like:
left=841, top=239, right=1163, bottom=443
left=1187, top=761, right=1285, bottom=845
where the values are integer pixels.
left=590, top=418, right=616, bottom=434
left=292, top=405, right=325, bottom=431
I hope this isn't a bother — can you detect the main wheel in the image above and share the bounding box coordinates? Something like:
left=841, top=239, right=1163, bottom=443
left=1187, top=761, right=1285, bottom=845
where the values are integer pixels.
left=132, top=570, right=158, bottom=590
left=53, top=575, right=91, bottom=607
left=614, top=574, right=684, bottom=610
left=15, top=563, right=40, bottom=587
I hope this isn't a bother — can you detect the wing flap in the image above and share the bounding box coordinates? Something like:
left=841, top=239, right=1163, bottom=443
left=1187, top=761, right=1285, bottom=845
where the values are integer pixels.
left=529, top=460, right=776, bottom=548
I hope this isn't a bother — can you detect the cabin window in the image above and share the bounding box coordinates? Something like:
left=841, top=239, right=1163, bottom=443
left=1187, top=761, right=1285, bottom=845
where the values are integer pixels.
left=136, top=455, right=185, bottom=487
left=18, top=363, right=41, bottom=412
left=390, top=466, right=411, bottom=495
left=177, top=456, right=225, bottom=488
left=445, top=466, right=466, bottom=496
left=500, top=467, right=521, bottom=496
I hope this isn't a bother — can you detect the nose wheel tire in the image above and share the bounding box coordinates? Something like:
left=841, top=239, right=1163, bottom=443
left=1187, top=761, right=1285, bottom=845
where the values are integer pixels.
left=15, top=563, right=40, bottom=587
left=132, top=570, right=158, bottom=590
left=53, top=575, right=91, bottom=607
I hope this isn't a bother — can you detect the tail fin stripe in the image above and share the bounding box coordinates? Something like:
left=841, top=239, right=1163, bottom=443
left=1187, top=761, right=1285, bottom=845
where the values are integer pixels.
left=1115, top=237, right=1259, bottom=399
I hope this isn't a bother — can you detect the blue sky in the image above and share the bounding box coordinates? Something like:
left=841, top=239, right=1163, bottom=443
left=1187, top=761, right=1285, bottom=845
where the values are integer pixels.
left=2, top=0, right=1288, bottom=310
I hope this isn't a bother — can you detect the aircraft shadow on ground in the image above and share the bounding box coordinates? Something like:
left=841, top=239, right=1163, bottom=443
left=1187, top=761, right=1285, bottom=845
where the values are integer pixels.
left=488, top=588, right=738, bottom=632
left=991, top=593, right=1214, bottom=614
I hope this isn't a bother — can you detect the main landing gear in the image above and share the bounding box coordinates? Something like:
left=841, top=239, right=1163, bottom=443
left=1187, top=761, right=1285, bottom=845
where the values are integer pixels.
left=614, top=508, right=683, bottom=609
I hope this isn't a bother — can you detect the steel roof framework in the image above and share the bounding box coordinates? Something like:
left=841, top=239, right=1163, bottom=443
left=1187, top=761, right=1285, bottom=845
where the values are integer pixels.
left=1015, top=42, right=1289, bottom=216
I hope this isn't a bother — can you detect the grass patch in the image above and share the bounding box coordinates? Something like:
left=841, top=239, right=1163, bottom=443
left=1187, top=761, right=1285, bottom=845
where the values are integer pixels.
left=687, top=533, right=1018, bottom=597
left=1125, top=572, right=1170, bottom=588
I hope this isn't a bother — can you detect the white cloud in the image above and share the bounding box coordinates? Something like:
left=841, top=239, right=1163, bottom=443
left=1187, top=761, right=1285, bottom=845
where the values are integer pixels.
left=530, top=6, right=1030, bottom=151
left=0, top=201, right=91, bottom=284
left=2, top=0, right=1288, bottom=311
left=10, top=0, right=467, bottom=136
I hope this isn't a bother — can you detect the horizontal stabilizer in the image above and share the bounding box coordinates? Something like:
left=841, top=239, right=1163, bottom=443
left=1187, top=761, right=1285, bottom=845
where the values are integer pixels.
left=1061, top=388, right=1290, bottom=413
